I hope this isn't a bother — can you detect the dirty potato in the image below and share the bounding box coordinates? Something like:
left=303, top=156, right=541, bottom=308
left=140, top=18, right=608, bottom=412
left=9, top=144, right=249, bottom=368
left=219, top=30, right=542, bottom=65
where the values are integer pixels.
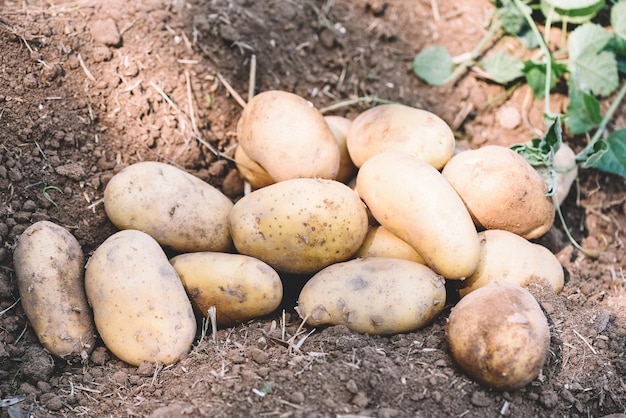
left=104, top=161, right=233, bottom=252
left=229, top=178, right=369, bottom=274
left=13, top=221, right=96, bottom=362
left=458, top=229, right=564, bottom=297
left=236, top=90, right=341, bottom=182
left=446, top=281, right=551, bottom=391
left=170, top=252, right=283, bottom=326
left=297, top=257, right=446, bottom=335
left=85, top=230, right=197, bottom=366
left=442, top=145, right=555, bottom=239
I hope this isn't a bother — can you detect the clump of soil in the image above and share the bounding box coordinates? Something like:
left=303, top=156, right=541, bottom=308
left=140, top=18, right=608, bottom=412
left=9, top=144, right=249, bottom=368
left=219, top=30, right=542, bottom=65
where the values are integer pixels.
left=1, top=0, right=625, bottom=417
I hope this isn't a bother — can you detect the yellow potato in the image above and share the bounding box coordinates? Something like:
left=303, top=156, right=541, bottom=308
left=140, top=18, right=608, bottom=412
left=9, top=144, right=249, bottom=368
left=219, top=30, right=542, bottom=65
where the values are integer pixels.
left=234, top=144, right=275, bottom=190
left=296, top=257, right=446, bottom=335
left=442, top=145, right=555, bottom=239
left=324, top=115, right=357, bottom=183
left=104, top=161, right=233, bottom=252
left=236, top=90, right=340, bottom=181
left=355, top=226, right=426, bottom=264
left=85, top=230, right=197, bottom=366
left=458, top=230, right=564, bottom=297
left=170, top=252, right=283, bottom=326
left=446, top=281, right=550, bottom=391
left=346, top=104, right=455, bottom=169
left=554, top=143, right=578, bottom=206
left=229, top=178, right=369, bottom=274
left=13, top=221, right=95, bottom=362
left=356, top=151, right=480, bottom=279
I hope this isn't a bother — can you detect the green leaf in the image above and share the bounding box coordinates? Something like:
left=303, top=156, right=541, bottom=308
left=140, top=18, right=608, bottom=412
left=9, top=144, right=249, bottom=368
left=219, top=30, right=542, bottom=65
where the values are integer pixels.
left=568, top=23, right=619, bottom=97
left=591, top=129, right=626, bottom=177
left=566, top=85, right=603, bottom=134
left=576, top=140, right=608, bottom=168
left=412, top=46, right=453, bottom=86
left=511, top=117, right=563, bottom=195
left=540, top=0, right=605, bottom=24
left=522, top=60, right=567, bottom=99
left=611, top=1, right=626, bottom=42
left=496, top=1, right=540, bottom=49
left=480, top=52, right=524, bottom=84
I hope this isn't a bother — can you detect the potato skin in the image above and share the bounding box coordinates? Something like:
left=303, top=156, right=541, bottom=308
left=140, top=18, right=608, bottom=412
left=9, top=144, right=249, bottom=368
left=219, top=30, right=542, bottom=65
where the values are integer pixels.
left=355, top=226, right=426, bottom=264
left=442, top=145, right=555, bottom=239
left=356, top=151, right=480, bottom=279
left=458, top=230, right=564, bottom=297
left=234, top=144, right=275, bottom=190
left=325, top=115, right=357, bottom=183
left=13, top=221, right=95, bottom=362
left=297, top=257, right=446, bottom=335
left=346, top=104, right=455, bottom=169
left=446, top=281, right=550, bottom=391
left=104, top=161, right=233, bottom=253
left=229, top=178, right=369, bottom=274
left=237, top=90, right=340, bottom=182
left=170, top=252, right=283, bottom=326
left=85, top=230, right=196, bottom=366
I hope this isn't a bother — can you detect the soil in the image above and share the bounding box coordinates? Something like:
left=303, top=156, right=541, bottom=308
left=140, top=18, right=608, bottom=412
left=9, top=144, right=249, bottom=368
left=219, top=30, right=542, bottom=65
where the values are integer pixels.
left=1, top=0, right=626, bottom=417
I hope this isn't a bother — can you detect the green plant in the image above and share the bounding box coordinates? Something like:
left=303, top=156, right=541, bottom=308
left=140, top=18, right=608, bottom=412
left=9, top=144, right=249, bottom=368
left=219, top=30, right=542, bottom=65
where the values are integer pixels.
left=412, top=0, right=626, bottom=179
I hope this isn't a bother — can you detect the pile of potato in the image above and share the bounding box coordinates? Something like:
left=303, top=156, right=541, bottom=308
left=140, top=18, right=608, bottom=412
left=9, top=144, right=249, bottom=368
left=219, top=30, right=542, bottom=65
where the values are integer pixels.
left=12, top=90, right=575, bottom=391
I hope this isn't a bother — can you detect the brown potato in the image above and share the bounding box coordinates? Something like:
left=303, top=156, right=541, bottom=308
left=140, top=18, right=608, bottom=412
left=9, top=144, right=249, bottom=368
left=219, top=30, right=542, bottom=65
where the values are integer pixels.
left=355, top=226, right=426, bottom=264
left=297, top=257, right=446, bottom=335
left=446, top=281, right=551, bottom=391
left=356, top=151, right=480, bottom=279
left=442, top=145, right=555, bottom=239
left=170, top=252, right=283, bottom=326
left=104, top=161, right=233, bottom=253
left=346, top=104, right=455, bottom=169
left=236, top=90, right=340, bottom=181
left=85, top=230, right=197, bottom=366
left=458, top=230, right=564, bottom=297
left=13, top=221, right=95, bottom=362
left=325, top=115, right=357, bottom=183
left=229, top=178, right=369, bottom=274
left=234, top=144, right=275, bottom=190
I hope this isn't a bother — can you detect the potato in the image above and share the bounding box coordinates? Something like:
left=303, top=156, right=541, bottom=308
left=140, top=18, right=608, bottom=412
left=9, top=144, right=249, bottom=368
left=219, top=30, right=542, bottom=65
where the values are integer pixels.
left=355, top=226, right=426, bottom=264
left=229, top=178, right=369, bottom=274
left=446, top=281, right=551, bottom=391
left=13, top=221, right=95, bottom=362
left=296, top=257, right=446, bottom=335
left=458, top=230, right=564, bottom=297
left=325, top=115, right=357, bottom=183
left=554, top=143, right=578, bottom=206
left=234, top=144, right=275, bottom=190
left=442, top=145, right=555, bottom=239
left=104, top=161, right=233, bottom=253
left=170, top=252, right=283, bottom=326
left=356, top=151, right=480, bottom=279
left=85, top=230, right=197, bottom=366
left=346, top=104, right=455, bottom=169
left=236, top=90, right=340, bottom=182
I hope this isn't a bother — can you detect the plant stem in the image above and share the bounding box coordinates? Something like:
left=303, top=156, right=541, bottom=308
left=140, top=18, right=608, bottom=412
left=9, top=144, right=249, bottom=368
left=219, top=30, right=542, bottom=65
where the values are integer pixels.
left=588, top=81, right=626, bottom=147
left=442, top=19, right=501, bottom=84
left=513, top=0, right=554, bottom=117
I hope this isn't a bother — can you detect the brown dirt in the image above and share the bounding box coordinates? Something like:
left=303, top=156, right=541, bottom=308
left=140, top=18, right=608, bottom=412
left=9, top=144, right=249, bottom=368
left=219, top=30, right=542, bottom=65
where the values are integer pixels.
left=1, top=0, right=626, bottom=417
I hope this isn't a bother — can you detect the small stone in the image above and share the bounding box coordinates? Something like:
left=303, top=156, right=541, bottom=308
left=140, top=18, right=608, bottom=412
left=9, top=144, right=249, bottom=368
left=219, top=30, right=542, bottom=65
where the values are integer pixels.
left=137, top=362, right=155, bottom=377
left=248, top=347, right=269, bottom=364
left=345, top=379, right=358, bottom=394
left=351, top=391, right=369, bottom=408
left=290, top=391, right=305, bottom=404
left=90, top=18, right=121, bottom=47
left=470, top=390, right=492, bottom=407
left=497, top=106, right=521, bottom=130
